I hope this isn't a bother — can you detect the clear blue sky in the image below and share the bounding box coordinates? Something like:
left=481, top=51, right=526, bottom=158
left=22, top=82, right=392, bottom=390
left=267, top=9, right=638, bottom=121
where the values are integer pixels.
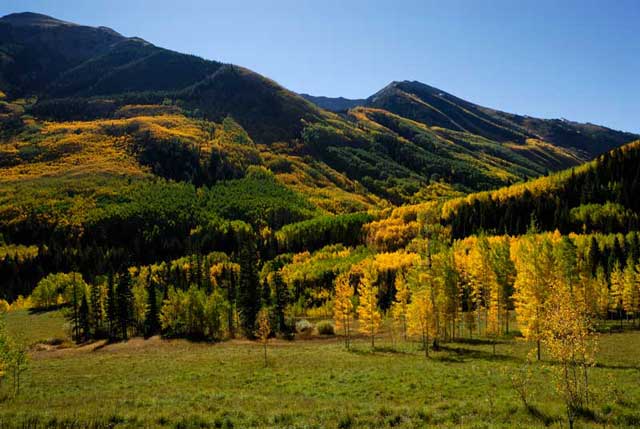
left=2, top=0, right=639, bottom=133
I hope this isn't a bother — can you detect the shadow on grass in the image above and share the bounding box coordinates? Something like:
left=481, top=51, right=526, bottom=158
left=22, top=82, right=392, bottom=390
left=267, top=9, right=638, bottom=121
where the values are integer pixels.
left=28, top=304, right=67, bottom=315
left=437, top=344, right=520, bottom=363
left=347, top=346, right=414, bottom=356
left=594, top=362, right=640, bottom=371
left=526, top=404, right=559, bottom=426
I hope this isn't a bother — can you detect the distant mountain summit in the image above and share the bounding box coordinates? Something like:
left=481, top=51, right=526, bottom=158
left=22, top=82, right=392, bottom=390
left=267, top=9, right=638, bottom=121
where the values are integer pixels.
left=304, top=80, right=638, bottom=159
left=299, top=94, right=365, bottom=112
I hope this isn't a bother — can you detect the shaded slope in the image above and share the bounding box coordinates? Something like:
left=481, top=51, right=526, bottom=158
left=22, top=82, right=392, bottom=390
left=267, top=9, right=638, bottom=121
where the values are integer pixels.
left=442, top=140, right=640, bottom=237
left=367, top=80, right=638, bottom=160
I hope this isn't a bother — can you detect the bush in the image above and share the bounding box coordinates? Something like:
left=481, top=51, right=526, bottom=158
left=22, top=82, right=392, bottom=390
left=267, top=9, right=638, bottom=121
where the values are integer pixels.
left=295, top=319, right=313, bottom=335
left=316, top=320, right=335, bottom=336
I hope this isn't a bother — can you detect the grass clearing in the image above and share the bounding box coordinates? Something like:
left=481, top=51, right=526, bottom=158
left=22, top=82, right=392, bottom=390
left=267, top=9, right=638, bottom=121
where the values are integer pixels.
left=1, top=310, right=639, bottom=428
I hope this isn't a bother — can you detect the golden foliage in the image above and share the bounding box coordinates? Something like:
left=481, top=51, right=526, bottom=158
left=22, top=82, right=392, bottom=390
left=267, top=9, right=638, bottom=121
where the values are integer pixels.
left=356, top=262, right=381, bottom=348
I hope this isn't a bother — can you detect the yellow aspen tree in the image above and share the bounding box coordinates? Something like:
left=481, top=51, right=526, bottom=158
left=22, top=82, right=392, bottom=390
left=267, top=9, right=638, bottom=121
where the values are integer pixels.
left=333, top=273, right=354, bottom=349
left=255, top=307, right=270, bottom=367
left=357, top=263, right=381, bottom=349
left=609, top=263, right=624, bottom=327
left=390, top=273, right=410, bottom=342
left=486, top=280, right=501, bottom=355
left=407, top=288, right=435, bottom=357
left=511, top=235, right=552, bottom=360
left=622, top=259, right=639, bottom=325
left=542, top=280, right=597, bottom=429
left=593, top=267, right=610, bottom=320
left=468, top=237, right=500, bottom=338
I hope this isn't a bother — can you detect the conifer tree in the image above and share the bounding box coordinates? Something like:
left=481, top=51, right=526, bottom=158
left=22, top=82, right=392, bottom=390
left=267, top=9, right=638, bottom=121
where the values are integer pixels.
left=106, top=272, right=117, bottom=339
left=238, top=236, right=261, bottom=337
left=333, top=273, right=354, bottom=349
left=357, top=264, right=381, bottom=349
left=271, top=270, right=289, bottom=334
left=116, top=270, right=134, bottom=340
left=144, top=279, right=161, bottom=337
left=89, top=282, right=103, bottom=338
left=79, top=295, right=90, bottom=342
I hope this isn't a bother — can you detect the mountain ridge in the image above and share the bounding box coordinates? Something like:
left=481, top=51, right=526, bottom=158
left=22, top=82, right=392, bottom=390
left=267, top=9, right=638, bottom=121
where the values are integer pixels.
left=1, top=12, right=638, bottom=209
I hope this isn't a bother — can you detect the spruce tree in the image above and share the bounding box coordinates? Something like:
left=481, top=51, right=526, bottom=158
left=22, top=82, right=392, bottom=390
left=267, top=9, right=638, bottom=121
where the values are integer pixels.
left=116, top=270, right=133, bottom=340
left=79, top=295, right=90, bottom=342
left=89, top=282, right=103, bottom=338
left=272, top=271, right=289, bottom=334
left=106, top=272, right=117, bottom=339
left=237, top=236, right=261, bottom=338
left=144, top=280, right=161, bottom=337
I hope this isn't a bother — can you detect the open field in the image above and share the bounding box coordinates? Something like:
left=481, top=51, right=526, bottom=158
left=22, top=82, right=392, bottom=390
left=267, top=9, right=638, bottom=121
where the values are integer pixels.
left=1, top=310, right=639, bottom=428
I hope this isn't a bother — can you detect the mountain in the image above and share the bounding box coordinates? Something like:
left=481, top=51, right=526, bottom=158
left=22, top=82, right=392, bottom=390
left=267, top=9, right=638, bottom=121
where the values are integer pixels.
left=365, top=80, right=636, bottom=160
left=299, top=94, right=365, bottom=112
left=1, top=12, right=638, bottom=212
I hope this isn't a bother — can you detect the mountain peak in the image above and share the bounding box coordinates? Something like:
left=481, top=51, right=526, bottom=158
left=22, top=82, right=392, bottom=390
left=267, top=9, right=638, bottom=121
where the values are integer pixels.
left=1, top=12, right=74, bottom=27
left=0, top=12, right=123, bottom=37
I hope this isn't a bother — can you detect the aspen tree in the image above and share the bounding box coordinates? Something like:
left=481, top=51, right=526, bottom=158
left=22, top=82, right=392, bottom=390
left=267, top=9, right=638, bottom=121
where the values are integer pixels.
left=255, top=307, right=270, bottom=367
left=594, top=267, right=610, bottom=320
left=609, top=262, right=624, bottom=327
left=511, top=235, right=552, bottom=360
left=407, top=288, right=434, bottom=357
left=622, top=259, right=639, bottom=325
left=390, top=273, right=410, bottom=342
left=357, top=263, right=381, bottom=349
left=333, top=273, right=354, bottom=349
left=542, top=279, right=596, bottom=429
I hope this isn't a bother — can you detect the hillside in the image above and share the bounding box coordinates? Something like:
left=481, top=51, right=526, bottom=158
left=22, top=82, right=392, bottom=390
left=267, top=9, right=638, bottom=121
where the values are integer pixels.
left=2, top=12, right=637, bottom=209
left=441, top=139, right=640, bottom=237
left=365, top=80, right=637, bottom=160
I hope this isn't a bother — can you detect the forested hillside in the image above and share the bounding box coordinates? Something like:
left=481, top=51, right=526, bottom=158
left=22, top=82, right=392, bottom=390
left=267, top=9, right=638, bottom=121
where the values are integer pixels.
left=443, top=140, right=640, bottom=237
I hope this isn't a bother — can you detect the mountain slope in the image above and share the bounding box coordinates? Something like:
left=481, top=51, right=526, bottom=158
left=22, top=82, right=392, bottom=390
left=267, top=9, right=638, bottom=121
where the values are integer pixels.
left=1, top=12, right=637, bottom=210
left=366, top=80, right=637, bottom=160
left=442, top=139, right=640, bottom=237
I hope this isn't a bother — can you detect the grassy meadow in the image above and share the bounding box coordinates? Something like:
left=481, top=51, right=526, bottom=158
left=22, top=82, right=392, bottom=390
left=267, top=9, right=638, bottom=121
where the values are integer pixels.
left=1, top=310, right=639, bottom=428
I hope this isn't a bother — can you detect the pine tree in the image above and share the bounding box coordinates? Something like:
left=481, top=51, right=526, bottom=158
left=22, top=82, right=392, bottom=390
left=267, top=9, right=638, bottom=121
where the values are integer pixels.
left=357, top=264, right=381, bottom=349
left=144, top=279, right=161, bottom=337
left=69, top=272, right=81, bottom=342
left=116, top=270, right=134, bottom=340
left=89, top=282, right=103, bottom=338
left=106, top=272, right=117, bottom=339
left=237, top=236, right=261, bottom=338
left=333, top=273, right=354, bottom=349
left=79, top=295, right=90, bottom=342
left=271, top=271, right=289, bottom=334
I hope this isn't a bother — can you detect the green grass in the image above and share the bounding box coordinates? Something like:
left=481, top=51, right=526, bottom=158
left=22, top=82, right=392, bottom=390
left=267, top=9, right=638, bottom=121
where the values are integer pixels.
left=2, top=310, right=640, bottom=428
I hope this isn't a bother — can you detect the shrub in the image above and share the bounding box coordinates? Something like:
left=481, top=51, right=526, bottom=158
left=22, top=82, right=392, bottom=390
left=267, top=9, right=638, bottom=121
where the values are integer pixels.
left=295, top=319, right=313, bottom=335
left=316, top=320, right=335, bottom=336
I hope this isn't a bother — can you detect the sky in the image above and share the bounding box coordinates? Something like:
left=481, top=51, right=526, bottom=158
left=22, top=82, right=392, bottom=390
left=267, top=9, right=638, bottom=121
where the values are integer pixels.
left=2, top=0, right=639, bottom=133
